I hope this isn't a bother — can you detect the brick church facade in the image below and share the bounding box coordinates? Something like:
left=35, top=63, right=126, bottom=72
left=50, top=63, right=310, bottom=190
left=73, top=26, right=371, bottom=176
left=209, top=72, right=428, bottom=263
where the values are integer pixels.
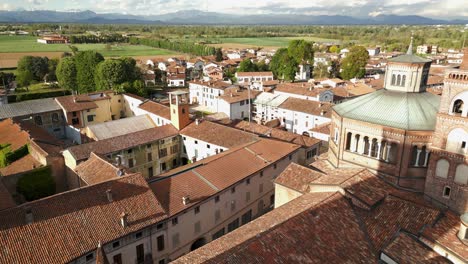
left=329, top=41, right=467, bottom=214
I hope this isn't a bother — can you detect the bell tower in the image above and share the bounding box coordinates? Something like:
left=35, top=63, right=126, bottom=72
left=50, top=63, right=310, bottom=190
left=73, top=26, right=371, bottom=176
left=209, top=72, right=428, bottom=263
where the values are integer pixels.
left=384, top=35, right=432, bottom=93
left=169, top=91, right=191, bottom=130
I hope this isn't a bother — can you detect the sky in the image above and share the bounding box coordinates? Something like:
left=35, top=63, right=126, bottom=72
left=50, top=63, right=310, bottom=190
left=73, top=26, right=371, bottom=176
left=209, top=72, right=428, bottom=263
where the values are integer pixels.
left=0, top=0, right=467, bottom=20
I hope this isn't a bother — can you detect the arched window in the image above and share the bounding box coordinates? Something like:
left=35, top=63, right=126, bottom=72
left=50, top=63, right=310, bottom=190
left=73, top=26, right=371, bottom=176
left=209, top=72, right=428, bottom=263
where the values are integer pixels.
left=345, top=132, right=352, bottom=150
left=397, top=75, right=401, bottom=86
left=454, top=164, right=468, bottom=185
left=391, top=74, right=396, bottom=85
left=52, top=113, right=59, bottom=123
left=446, top=128, right=468, bottom=153
left=435, top=159, right=449, bottom=178
left=452, top=99, right=464, bottom=115
left=410, top=145, right=418, bottom=166
left=401, top=75, right=406, bottom=87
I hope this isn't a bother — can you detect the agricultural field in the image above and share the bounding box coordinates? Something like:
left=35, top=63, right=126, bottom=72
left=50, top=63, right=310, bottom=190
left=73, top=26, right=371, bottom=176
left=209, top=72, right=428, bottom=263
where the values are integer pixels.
left=207, top=36, right=341, bottom=49
left=0, top=35, right=180, bottom=68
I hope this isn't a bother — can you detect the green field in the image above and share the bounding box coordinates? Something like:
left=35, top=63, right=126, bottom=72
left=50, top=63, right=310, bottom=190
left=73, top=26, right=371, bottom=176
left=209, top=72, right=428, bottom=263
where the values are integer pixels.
left=0, top=35, right=179, bottom=56
left=216, top=36, right=341, bottom=47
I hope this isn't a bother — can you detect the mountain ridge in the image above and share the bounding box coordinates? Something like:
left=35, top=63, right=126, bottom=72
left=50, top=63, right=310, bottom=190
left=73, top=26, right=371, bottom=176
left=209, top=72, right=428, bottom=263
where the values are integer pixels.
left=0, top=9, right=466, bottom=25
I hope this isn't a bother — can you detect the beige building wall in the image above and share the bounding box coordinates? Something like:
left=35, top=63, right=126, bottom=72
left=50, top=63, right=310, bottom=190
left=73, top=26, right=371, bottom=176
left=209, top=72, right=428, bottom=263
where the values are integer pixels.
left=274, top=183, right=303, bottom=208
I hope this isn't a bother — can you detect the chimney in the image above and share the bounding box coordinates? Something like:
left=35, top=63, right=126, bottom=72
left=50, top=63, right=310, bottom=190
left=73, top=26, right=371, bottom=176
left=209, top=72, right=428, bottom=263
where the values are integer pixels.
left=117, top=169, right=124, bottom=177
left=73, top=97, right=77, bottom=103
left=106, top=189, right=113, bottom=202
left=182, top=196, right=190, bottom=205
left=115, top=156, right=121, bottom=166
left=457, top=213, right=468, bottom=241
left=120, top=212, right=128, bottom=228
left=195, top=119, right=200, bottom=125
left=25, top=207, right=33, bottom=224
left=321, top=110, right=325, bottom=116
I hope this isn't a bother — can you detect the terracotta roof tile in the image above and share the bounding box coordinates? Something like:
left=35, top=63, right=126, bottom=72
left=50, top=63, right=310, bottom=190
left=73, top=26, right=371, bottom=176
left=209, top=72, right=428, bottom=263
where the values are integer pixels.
left=383, top=232, right=451, bottom=264
left=236, top=71, right=273, bottom=77
left=67, top=125, right=179, bottom=161
left=279, top=97, right=333, bottom=117
left=421, top=211, right=468, bottom=261
left=218, top=88, right=260, bottom=104
left=75, top=153, right=128, bottom=185
left=0, top=118, right=30, bottom=151
left=55, top=95, right=98, bottom=112
left=0, top=173, right=166, bottom=264
left=174, top=192, right=376, bottom=264
left=310, top=122, right=331, bottom=135
left=180, top=120, right=257, bottom=148
left=0, top=154, right=42, bottom=177
left=150, top=138, right=300, bottom=216
left=228, top=120, right=321, bottom=148
left=138, top=100, right=171, bottom=120
left=275, top=163, right=322, bottom=193
left=275, top=82, right=328, bottom=97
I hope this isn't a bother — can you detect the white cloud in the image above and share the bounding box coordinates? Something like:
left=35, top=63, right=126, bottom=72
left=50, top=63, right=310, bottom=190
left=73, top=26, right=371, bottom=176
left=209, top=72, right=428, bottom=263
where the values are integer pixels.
left=0, top=3, right=13, bottom=10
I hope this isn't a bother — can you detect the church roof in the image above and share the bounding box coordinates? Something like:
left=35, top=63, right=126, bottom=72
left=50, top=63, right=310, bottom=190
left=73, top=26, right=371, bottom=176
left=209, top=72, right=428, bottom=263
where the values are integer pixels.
left=388, top=54, right=432, bottom=64
left=333, top=89, right=440, bottom=131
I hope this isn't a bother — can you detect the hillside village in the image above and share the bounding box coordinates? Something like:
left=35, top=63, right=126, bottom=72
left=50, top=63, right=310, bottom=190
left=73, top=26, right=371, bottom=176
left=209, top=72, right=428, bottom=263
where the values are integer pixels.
left=0, top=34, right=466, bottom=264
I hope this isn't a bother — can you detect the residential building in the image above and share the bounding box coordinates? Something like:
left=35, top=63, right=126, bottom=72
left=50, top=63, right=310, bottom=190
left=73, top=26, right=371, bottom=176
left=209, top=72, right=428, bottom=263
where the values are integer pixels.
left=367, top=46, right=381, bottom=56
left=273, top=82, right=334, bottom=102
left=148, top=138, right=301, bottom=261
left=37, top=35, right=68, bottom=44
left=188, top=80, right=234, bottom=108
left=180, top=120, right=257, bottom=162
left=417, top=44, right=438, bottom=55
left=0, top=173, right=168, bottom=264
left=84, top=114, right=156, bottom=141
left=217, top=88, right=260, bottom=120
left=235, top=72, right=274, bottom=83
left=174, top=161, right=467, bottom=264
left=295, top=64, right=311, bottom=81
left=0, top=97, right=66, bottom=138
left=226, top=120, right=321, bottom=165
left=167, top=74, right=186, bottom=87
left=63, top=125, right=180, bottom=187
left=252, top=92, right=289, bottom=125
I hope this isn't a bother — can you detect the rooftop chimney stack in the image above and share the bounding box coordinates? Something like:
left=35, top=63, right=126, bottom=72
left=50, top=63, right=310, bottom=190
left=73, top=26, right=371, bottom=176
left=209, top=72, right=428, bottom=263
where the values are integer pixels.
left=457, top=213, right=468, bottom=241
left=120, top=212, right=128, bottom=228
left=25, top=207, right=33, bottom=224
left=106, top=189, right=113, bottom=202
left=182, top=196, right=190, bottom=205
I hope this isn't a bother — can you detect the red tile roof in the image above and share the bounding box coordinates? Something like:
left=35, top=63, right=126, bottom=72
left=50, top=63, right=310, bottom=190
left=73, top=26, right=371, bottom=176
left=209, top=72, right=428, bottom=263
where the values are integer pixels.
left=0, top=154, right=42, bottom=177
left=383, top=232, right=451, bottom=264
left=55, top=95, right=98, bottom=112
left=0, top=173, right=166, bottom=264
left=236, top=71, right=273, bottom=77
left=279, top=97, right=333, bottom=117
left=310, top=122, right=331, bottom=135
left=275, top=82, right=328, bottom=97
left=150, top=138, right=300, bottom=217
left=67, top=125, right=179, bottom=161
left=227, top=120, right=321, bottom=148
left=218, top=88, right=260, bottom=104
left=0, top=118, right=29, bottom=151
left=174, top=192, right=376, bottom=264
left=180, top=120, right=257, bottom=148
left=275, top=163, right=322, bottom=193
left=138, top=100, right=171, bottom=120
left=75, top=153, right=128, bottom=185
left=421, top=211, right=468, bottom=261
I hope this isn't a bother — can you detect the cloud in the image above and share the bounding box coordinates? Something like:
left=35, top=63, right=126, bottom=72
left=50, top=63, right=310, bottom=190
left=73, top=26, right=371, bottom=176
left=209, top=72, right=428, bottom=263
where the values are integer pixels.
left=0, top=3, right=13, bottom=10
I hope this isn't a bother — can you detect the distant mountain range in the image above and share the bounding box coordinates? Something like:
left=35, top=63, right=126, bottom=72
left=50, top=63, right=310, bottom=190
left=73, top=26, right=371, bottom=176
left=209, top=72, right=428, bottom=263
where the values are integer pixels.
left=0, top=9, right=466, bottom=25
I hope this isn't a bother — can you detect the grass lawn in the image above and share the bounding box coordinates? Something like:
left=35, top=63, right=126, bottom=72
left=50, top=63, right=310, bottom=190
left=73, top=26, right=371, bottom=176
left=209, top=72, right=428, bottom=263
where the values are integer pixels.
left=0, top=35, right=179, bottom=56
left=217, top=36, right=341, bottom=47
left=15, top=83, right=62, bottom=93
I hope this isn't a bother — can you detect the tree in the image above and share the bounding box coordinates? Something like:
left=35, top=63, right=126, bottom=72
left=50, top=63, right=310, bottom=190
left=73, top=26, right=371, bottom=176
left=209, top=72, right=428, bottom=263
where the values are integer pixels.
left=16, top=70, right=34, bottom=87
left=329, top=60, right=340, bottom=78
left=16, top=167, right=55, bottom=201
left=313, top=63, right=329, bottom=79
left=17, top=56, right=49, bottom=83
left=0, top=72, right=15, bottom=88
left=68, top=45, right=79, bottom=55
left=256, top=60, right=269, bottom=71
left=340, top=45, right=369, bottom=80
left=287, top=39, right=314, bottom=64
left=45, top=58, right=59, bottom=83
left=56, top=57, right=77, bottom=91
left=238, top=58, right=257, bottom=72
left=215, top=48, right=223, bottom=62
left=95, top=59, right=127, bottom=91
left=74, top=51, right=104, bottom=93
left=329, top=45, right=339, bottom=53
left=270, top=48, right=298, bottom=81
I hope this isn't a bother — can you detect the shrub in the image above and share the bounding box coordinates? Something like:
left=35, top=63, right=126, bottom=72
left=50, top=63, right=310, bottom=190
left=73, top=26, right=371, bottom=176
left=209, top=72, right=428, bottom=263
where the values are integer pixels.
left=0, top=144, right=11, bottom=168
left=5, top=144, right=29, bottom=164
left=17, top=166, right=55, bottom=201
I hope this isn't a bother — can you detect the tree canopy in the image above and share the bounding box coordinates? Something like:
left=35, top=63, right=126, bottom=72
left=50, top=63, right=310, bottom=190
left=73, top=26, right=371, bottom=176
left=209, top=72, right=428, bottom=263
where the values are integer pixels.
left=269, top=48, right=298, bottom=81
left=16, top=56, right=50, bottom=86
left=74, top=50, right=104, bottom=93
left=56, top=57, right=77, bottom=91
left=288, top=39, right=314, bottom=64
left=340, top=45, right=369, bottom=80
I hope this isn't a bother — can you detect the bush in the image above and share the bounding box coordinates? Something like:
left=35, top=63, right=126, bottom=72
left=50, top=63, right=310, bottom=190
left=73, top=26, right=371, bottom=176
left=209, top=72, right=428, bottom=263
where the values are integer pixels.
left=5, top=144, right=29, bottom=164
left=0, top=144, right=11, bottom=168
left=17, top=166, right=55, bottom=201
left=10, top=89, right=71, bottom=103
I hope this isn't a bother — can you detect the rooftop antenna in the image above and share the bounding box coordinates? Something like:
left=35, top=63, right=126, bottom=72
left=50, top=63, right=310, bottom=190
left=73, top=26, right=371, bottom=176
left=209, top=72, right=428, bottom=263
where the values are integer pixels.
left=407, top=32, right=414, bottom=55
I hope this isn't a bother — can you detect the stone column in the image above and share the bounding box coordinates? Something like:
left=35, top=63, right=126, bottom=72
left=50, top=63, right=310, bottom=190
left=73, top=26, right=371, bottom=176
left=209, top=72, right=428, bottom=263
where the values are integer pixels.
left=350, top=134, right=355, bottom=152
left=358, top=137, right=364, bottom=154
left=367, top=140, right=372, bottom=157
left=377, top=142, right=382, bottom=160
left=423, top=149, right=430, bottom=167
left=415, top=148, right=422, bottom=167
left=385, top=144, right=392, bottom=162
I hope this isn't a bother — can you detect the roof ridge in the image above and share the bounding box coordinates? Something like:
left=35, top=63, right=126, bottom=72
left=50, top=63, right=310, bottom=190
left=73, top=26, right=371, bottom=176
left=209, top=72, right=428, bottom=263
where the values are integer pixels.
left=192, top=169, right=219, bottom=191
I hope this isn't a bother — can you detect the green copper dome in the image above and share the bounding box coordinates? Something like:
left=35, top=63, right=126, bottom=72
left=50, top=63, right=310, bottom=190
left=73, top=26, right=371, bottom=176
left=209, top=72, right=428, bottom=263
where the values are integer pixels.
left=333, top=89, right=440, bottom=131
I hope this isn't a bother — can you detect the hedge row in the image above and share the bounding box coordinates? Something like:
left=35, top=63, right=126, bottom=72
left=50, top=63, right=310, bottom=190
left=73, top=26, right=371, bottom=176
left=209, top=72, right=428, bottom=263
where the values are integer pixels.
left=0, top=144, right=29, bottom=168
left=16, top=166, right=55, bottom=201
left=8, top=89, right=72, bottom=103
